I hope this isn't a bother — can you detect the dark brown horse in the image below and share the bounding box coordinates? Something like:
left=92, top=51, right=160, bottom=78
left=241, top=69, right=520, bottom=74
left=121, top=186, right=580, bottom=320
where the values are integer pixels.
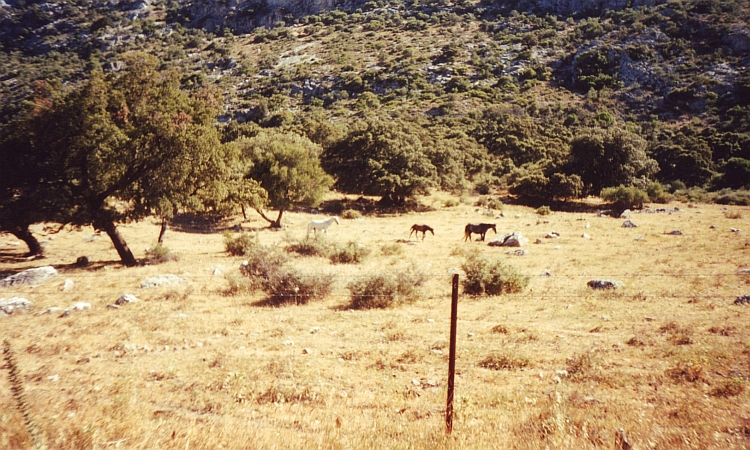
left=464, top=223, right=496, bottom=242
left=410, top=224, right=434, bottom=240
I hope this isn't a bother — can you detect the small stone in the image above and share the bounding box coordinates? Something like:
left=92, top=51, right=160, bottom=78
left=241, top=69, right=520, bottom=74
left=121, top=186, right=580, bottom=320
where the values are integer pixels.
left=588, top=279, right=624, bottom=290
left=621, top=220, right=638, bottom=228
left=115, top=294, right=139, bottom=305
left=212, top=268, right=222, bottom=276
left=75, top=256, right=89, bottom=267
left=541, top=270, right=552, bottom=277
left=62, top=279, right=75, bottom=292
left=412, top=378, right=421, bottom=386
left=731, top=228, right=742, bottom=233
left=467, top=332, right=475, bottom=338
left=602, top=315, right=610, bottom=321
left=141, top=274, right=188, bottom=288
left=310, top=327, right=320, bottom=334
left=195, top=342, right=203, bottom=347
left=666, top=230, right=683, bottom=235
left=303, top=348, right=312, bottom=354
left=581, top=233, right=590, bottom=239
left=427, top=319, right=435, bottom=323
left=47, top=374, right=60, bottom=382
left=738, top=268, right=750, bottom=275
left=431, top=349, right=443, bottom=355
left=283, top=340, right=294, bottom=346
left=106, top=304, right=120, bottom=309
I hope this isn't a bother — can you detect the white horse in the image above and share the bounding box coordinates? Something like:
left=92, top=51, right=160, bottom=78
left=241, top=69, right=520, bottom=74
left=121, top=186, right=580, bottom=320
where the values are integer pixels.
left=307, top=216, right=340, bottom=238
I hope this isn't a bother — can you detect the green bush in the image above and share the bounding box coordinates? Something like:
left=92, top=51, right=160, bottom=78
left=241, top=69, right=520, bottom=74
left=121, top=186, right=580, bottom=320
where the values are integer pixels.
left=461, top=253, right=529, bottom=296
left=536, top=205, right=551, bottom=216
left=341, top=209, right=362, bottom=219
left=224, top=231, right=257, bottom=256
left=263, top=268, right=334, bottom=305
left=330, top=241, right=370, bottom=264
left=348, top=270, right=424, bottom=309
left=145, top=243, right=178, bottom=264
left=646, top=182, right=672, bottom=203
left=600, top=185, right=649, bottom=216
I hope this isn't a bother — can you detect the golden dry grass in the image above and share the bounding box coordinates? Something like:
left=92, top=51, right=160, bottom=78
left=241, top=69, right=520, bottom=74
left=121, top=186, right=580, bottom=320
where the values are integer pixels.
left=1, top=193, right=749, bottom=449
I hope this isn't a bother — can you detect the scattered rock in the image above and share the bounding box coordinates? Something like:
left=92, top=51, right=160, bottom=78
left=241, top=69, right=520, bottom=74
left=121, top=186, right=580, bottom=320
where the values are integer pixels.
left=634, top=236, right=644, bottom=241
left=731, top=228, right=742, bottom=233
left=738, top=268, right=750, bottom=275
left=1, top=266, right=58, bottom=287
left=541, top=270, right=552, bottom=277
left=107, top=304, right=120, bottom=309
left=60, top=302, right=91, bottom=317
left=666, top=230, right=683, bottom=235
left=506, top=249, right=528, bottom=256
left=431, top=349, right=443, bottom=355
left=534, top=238, right=543, bottom=244
left=82, top=235, right=99, bottom=243
left=212, top=268, right=222, bottom=276
left=584, top=222, right=590, bottom=229
left=427, top=319, right=435, bottom=323
left=0, top=297, right=34, bottom=315
left=140, top=274, right=188, bottom=288
left=545, top=231, right=560, bottom=239
left=62, top=279, right=75, bottom=292
left=75, top=256, right=89, bottom=267
left=115, top=294, right=139, bottom=305
left=488, top=231, right=528, bottom=247
left=310, top=326, right=320, bottom=334
left=734, top=295, right=750, bottom=305
left=467, top=332, right=475, bottom=338
left=621, top=220, right=638, bottom=228
left=581, top=233, right=591, bottom=239
left=587, top=279, right=624, bottom=290
left=283, top=340, right=294, bottom=346
left=710, top=225, right=716, bottom=229
left=620, top=210, right=631, bottom=219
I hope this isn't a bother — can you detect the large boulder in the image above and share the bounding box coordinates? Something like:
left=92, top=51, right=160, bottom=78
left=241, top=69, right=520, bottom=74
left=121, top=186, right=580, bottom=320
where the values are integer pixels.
left=0, top=266, right=58, bottom=287
left=488, top=232, right=528, bottom=247
left=0, top=297, right=34, bottom=315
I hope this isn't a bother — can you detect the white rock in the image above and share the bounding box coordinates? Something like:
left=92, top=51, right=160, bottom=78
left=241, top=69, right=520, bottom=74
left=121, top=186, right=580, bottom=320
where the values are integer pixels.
left=62, top=279, right=75, bottom=292
left=115, top=294, right=139, bottom=305
left=582, top=233, right=591, bottom=239
left=140, top=274, right=188, bottom=288
left=1, top=266, right=58, bottom=287
left=0, top=297, right=34, bottom=315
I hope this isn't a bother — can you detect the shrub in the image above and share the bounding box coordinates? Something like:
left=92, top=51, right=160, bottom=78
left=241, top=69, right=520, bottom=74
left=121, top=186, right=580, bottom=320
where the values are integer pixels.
left=263, top=268, right=334, bottom=305
left=341, top=209, right=362, bottom=219
left=461, top=253, right=529, bottom=296
left=444, top=198, right=459, bottom=207
left=600, top=185, right=649, bottom=216
left=145, top=243, right=178, bottom=264
left=710, top=377, right=745, bottom=397
left=348, top=270, right=424, bottom=309
left=238, top=246, right=288, bottom=284
left=329, top=241, right=370, bottom=264
left=536, top=205, right=551, bottom=216
left=224, top=231, right=257, bottom=256
left=479, top=352, right=529, bottom=370
left=646, top=182, right=672, bottom=203
left=286, top=238, right=331, bottom=257
left=380, top=243, right=403, bottom=256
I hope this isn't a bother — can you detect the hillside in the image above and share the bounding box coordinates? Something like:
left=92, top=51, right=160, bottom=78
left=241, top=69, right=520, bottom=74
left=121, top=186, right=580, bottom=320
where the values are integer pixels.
left=1, top=0, right=749, bottom=199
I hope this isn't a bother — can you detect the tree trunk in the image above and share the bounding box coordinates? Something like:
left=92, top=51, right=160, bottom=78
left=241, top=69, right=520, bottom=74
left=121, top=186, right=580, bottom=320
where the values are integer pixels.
left=157, top=218, right=168, bottom=244
left=271, top=208, right=285, bottom=228
left=9, top=225, right=43, bottom=257
left=97, top=220, right=138, bottom=267
left=241, top=204, right=247, bottom=220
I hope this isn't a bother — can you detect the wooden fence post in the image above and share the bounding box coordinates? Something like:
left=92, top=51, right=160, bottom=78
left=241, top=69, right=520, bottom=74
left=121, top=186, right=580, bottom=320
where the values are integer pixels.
left=446, top=274, right=459, bottom=434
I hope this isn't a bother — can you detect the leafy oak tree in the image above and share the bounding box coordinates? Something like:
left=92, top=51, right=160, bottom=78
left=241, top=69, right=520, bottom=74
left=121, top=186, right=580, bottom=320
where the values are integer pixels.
left=322, top=116, right=437, bottom=205
left=239, top=130, right=333, bottom=228
left=2, top=54, right=245, bottom=266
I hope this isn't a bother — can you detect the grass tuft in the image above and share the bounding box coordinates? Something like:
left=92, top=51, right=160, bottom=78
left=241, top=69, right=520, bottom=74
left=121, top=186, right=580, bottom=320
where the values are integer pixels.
left=479, top=352, right=530, bottom=370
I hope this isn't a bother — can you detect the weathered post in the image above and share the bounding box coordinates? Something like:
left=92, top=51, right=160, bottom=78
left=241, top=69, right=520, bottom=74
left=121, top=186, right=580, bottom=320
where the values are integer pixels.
left=446, top=274, right=459, bottom=434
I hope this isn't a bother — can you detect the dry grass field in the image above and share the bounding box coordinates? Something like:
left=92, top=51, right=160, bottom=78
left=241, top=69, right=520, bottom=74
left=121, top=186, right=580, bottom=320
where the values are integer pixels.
left=1, top=193, right=749, bottom=450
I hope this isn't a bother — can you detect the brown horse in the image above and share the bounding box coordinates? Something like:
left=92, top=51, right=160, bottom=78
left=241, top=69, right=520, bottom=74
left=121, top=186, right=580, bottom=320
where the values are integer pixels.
left=464, top=223, right=496, bottom=242
left=410, top=224, right=434, bottom=240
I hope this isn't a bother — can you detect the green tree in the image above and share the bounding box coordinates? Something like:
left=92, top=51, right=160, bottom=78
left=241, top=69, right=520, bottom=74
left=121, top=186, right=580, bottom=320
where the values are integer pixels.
left=240, top=130, right=333, bottom=228
left=322, top=116, right=437, bottom=205
left=2, top=55, right=240, bottom=266
left=568, top=128, right=659, bottom=195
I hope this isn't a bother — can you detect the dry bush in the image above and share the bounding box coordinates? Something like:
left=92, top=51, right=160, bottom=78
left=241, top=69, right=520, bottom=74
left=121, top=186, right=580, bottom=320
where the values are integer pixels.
left=144, top=243, right=178, bottom=263
left=223, top=231, right=257, bottom=256
left=710, top=377, right=745, bottom=397
left=724, top=210, right=743, bottom=219
left=659, top=321, right=694, bottom=345
left=491, top=324, right=509, bottom=334
left=665, top=362, right=704, bottom=383
left=347, top=270, right=424, bottom=309
left=263, top=268, right=334, bottom=306
left=341, top=209, right=362, bottom=219
left=462, top=253, right=529, bottom=295
left=478, top=352, right=530, bottom=370
left=566, top=352, right=596, bottom=380
left=380, top=242, right=403, bottom=256
left=626, top=336, right=646, bottom=347
left=238, top=246, right=288, bottom=281
left=285, top=237, right=331, bottom=257
left=329, top=241, right=370, bottom=264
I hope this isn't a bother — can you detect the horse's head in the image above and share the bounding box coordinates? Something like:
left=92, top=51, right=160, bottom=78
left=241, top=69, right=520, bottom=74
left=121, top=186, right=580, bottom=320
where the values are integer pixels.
left=333, top=217, right=340, bottom=225
left=490, top=224, right=497, bottom=233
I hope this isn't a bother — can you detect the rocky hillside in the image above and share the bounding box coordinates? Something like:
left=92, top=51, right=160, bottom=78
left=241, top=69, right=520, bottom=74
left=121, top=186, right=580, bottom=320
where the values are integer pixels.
left=1, top=0, right=749, bottom=193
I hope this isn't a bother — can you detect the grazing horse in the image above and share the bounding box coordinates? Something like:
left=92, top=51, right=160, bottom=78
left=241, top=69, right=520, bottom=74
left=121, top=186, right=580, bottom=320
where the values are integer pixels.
left=307, top=216, right=340, bottom=238
left=409, top=224, right=434, bottom=241
left=464, top=223, right=497, bottom=242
